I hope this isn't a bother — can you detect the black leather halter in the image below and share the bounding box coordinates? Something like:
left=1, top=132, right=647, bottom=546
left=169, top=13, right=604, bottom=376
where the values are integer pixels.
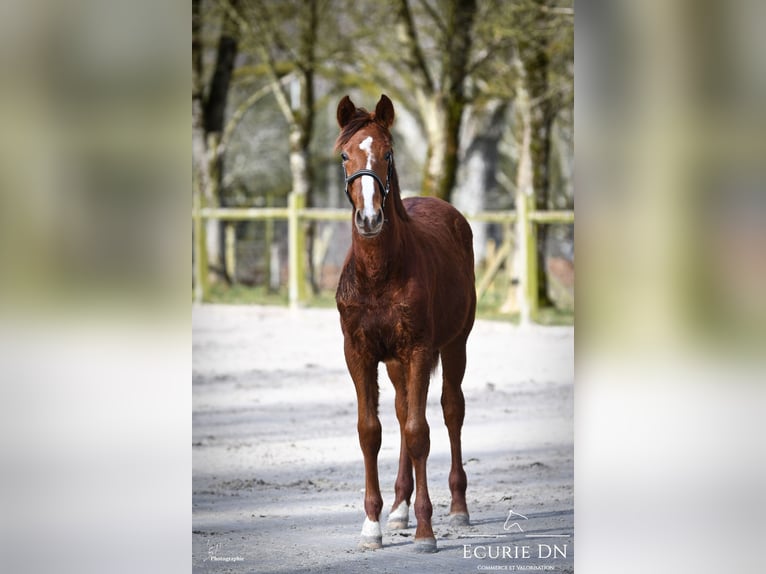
left=342, top=150, right=394, bottom=209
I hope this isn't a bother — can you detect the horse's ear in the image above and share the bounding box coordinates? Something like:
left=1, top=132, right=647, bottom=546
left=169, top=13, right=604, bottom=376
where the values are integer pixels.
left=374, top=94, right=395, bottom=129
left=337, top=95, right=356, bottom=128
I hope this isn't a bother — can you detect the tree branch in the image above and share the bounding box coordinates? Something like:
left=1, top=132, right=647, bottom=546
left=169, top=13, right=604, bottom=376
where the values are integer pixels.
left=415, top=0, right=446, bottom=35
left=218, top=0, right=296, bottom=125
left=215, top=72, right=297, bottom=159
left=204, top=0, right=241, bottom=132
left=440, top=0, right=477, bottom=102
left=261, top=48, right=297, bottom=125
left=395, top=0, right=435, bottom=94
left=465, top=36, right=515, bottom=79
left=247, top=0, right=297, bottom=63
left=217, top=0, right=250, bottom=41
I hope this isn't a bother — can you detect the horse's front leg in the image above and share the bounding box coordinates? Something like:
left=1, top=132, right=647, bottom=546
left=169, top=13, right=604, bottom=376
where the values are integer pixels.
left=345, top=340, right=383, bottom=550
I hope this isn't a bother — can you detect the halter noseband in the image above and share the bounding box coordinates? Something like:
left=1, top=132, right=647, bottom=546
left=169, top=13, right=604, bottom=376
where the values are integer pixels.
left=342, top=150, right=394, bottom=209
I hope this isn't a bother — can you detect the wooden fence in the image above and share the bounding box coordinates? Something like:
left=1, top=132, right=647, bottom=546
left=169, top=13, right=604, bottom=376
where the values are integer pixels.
left=192, top=191, right=573, bottom=324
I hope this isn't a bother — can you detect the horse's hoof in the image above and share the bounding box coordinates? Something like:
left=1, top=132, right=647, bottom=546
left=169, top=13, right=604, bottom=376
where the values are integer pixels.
left=387, top=519, right=408, bottom=530
left=413, top=537, right=437, bottom=553
left=358, top=536, right=383, bottom=550
left=449, top=512, right=470, bottom=527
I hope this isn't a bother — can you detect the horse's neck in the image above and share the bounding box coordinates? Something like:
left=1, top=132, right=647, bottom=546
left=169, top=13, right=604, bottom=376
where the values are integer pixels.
left=352, top=196, right=407, bottom=285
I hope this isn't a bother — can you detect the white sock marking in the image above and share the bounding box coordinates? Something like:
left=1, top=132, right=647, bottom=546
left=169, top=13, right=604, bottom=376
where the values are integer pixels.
left=358, top=136, right=376, bottom=219
left=361, top=517, right=382, bottom=538
left=389, top=501, right=409, bottom=522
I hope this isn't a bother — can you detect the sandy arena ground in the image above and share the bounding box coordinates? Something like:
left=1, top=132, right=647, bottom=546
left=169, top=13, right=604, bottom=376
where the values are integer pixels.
left=193, top=304, right=574, bottom=573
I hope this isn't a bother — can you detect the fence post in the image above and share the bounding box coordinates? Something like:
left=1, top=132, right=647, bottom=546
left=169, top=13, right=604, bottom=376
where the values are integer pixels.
left=526, top=202, right=539, bottom=322
left=225, top=222, right=236, bottom=283
left=264, top=191, right=274, bottom=290
left=288, top=192, right=307, bottom=308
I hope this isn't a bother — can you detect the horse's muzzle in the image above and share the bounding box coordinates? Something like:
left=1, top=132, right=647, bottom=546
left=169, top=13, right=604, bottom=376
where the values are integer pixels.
left=355, top=208, right=384, bottom=237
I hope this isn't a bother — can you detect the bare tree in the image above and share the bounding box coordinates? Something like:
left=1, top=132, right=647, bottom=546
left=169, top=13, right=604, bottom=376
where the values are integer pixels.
left=223, top=0, right=332, bottom=293
left=466, top=0, right=573, bottom=311
left=329, top=0, right=480, bottom=202
left=392, top=0, right=478, bottom=201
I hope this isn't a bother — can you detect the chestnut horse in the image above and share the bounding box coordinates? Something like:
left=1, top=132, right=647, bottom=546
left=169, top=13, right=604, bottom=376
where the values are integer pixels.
left=335, top=95, right=476, bottom=553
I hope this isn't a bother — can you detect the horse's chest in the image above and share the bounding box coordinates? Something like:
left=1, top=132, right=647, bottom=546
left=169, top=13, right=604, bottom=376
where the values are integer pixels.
left=340, top=298, right=414, bottom=358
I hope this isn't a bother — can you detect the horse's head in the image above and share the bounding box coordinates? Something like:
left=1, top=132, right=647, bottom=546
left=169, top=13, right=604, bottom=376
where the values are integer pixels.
left=335, top=94, right=396, bottom=238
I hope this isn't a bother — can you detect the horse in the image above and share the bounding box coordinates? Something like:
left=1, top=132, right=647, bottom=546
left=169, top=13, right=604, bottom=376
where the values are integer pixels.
left=334, top=94, right=476, bottom=553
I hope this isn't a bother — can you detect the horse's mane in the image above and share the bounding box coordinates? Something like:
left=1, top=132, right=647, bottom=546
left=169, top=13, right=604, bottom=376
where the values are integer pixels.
left=334, top=107, right=409, bottom=223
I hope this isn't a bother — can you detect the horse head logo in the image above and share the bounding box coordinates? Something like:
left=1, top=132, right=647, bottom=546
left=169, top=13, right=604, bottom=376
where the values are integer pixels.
left=503, top=509, right=529, bottom=532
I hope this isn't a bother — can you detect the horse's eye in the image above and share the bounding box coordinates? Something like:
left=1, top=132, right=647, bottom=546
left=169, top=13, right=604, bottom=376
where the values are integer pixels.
left=384, top=151, right=392, bottom=161
left=341, top=153, right=349, bottom=161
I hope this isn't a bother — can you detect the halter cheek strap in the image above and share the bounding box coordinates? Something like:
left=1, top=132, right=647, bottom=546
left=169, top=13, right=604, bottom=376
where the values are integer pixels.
left=342, top=151, right=394, bottom=209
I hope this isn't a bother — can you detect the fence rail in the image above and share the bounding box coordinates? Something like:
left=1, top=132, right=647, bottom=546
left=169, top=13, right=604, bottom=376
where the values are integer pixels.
left=192, top=192, right=573, bottom=324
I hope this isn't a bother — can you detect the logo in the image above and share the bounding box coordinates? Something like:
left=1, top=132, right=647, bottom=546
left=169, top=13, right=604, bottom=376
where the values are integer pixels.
left=461, top=507, right=572, bottom=569
left=503, top=509, right=529, bottom=532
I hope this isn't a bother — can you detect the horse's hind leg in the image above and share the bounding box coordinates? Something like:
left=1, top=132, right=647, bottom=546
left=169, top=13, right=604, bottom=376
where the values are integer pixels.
left=385, top=360, right=413, bottom=530
left=440, top=337, right=470, bottom=526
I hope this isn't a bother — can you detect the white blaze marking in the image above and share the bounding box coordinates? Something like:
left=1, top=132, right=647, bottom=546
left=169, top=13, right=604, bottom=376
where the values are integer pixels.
left=361, top=517, right=382, bottom=538
left=358, top=136, right=376, bottom=218
left=388, top=501, right=409, bottom=523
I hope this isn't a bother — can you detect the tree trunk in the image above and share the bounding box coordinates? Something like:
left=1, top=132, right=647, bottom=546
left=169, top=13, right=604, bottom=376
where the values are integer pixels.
left=517, top=7, right=555, bottom=308
left=247, top=0, right=321, bottom=295
left=191, top=0, right=239, bottom=283
left=289, top=127, right=312, bottom=198
left=296, top=1, right=320, bottom=294
left=421, top=98, right=448, bottom=199
left=420, top=96, right=464, bottom=201
left=396, top=0, right=477, bottom=203
left=526, top=91, right=554, bottom=308
left=509, top=71, right=535, bottom=322
left=288, top=120, right=319, bottom=295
